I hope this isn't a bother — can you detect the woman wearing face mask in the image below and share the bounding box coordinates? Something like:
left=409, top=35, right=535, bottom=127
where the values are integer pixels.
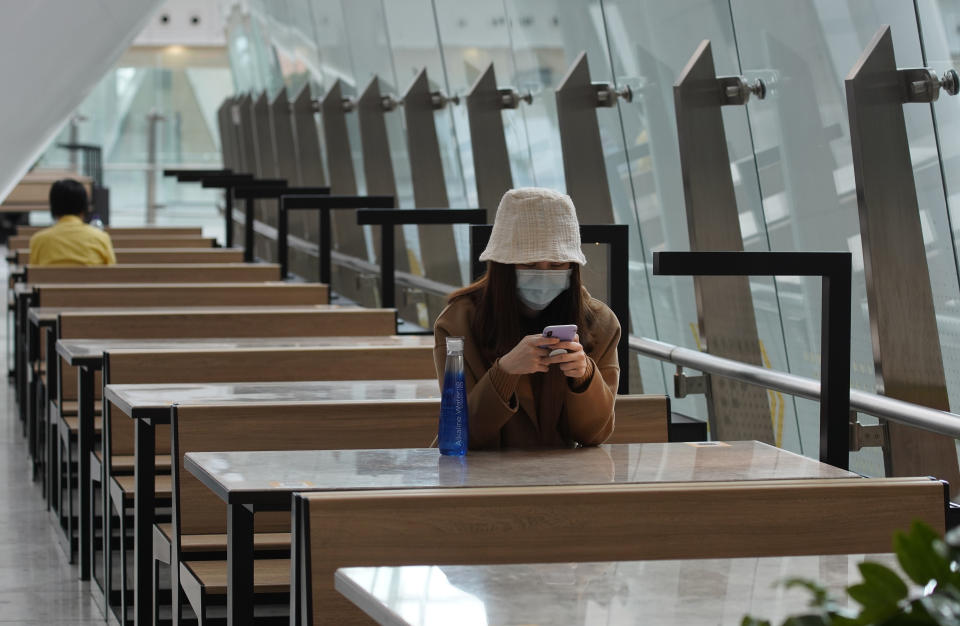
left=433, top=187, right=620, bottom=449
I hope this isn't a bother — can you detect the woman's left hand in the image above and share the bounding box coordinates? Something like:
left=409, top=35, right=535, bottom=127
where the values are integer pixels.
left=545, top=333, right=588, bottom=379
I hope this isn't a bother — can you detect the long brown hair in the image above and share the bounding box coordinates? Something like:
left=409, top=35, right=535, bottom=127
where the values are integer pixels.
left=448, top=261, right=597, bottom=361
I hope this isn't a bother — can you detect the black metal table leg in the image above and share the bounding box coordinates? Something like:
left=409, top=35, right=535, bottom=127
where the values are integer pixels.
left=244, top=197, right=255, bottom=262
left=228, top=503, right=255, bottom=626
left=134, top=418, right=156, bottom=625
left=225, top=190, right=234, bottom=248
left=278, top=205, right=289, bottom=279
left=78, top=366, right=94, bottom=581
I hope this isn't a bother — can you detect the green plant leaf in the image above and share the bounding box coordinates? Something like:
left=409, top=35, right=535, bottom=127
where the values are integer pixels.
left=847, top=582, right=901, bottom=624
left=859, top=562, right=909, bottom=602
left=895, top=522, right=953, bottom=587
left=740, top=617, right=771, bottom=626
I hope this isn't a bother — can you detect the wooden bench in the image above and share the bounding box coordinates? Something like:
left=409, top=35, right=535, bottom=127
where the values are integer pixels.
left=46, top=306, right=395, bottom=590
left=296, top=476, right=947, bottom=624
left=15, top=248, right=244, bottom=265
left=16, top=225, right=203, bottom=237
left=23, top=263, right=281, bottom=284
left=24, top=283, right=329, bottom=480
left=103, top=348, right=435, bottom=623
left=8, top=234, right=216, bottom=251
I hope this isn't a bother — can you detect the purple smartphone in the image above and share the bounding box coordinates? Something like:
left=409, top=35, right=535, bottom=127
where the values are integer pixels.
left=542, top=324, right=577, bottom=341
left=543, top=325, right=577, bottom=357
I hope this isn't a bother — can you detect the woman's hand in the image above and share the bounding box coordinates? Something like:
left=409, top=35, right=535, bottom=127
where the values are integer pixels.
left=499, top=334, right=559, bottom=375
left=546, top=334, right=588, bottom=379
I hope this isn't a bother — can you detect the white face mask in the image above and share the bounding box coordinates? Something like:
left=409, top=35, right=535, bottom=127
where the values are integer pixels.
left=515, top=268, right=572, bottom=311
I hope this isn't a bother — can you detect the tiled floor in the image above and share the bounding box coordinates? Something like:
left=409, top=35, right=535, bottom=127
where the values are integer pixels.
left=0, top=258, right=103, bottom=623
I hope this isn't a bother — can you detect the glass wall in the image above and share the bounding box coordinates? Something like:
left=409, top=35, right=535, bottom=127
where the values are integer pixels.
left=223, top=0, right=960, bottom=472
left=38, top=46, right=233, bottom=231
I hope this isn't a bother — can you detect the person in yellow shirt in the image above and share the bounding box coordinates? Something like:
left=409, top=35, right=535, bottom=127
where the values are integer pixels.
left=28, top=179, right=115, bottom=266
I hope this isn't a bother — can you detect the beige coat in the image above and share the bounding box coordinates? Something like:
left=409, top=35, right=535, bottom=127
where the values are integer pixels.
left=433, top=294, right=620, bottom=449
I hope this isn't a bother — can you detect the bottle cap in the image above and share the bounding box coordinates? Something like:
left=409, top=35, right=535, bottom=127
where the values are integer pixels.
left=445, top=336, right=464, bottom=352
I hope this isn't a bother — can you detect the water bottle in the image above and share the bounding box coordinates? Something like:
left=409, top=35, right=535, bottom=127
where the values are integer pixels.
left=89, top=214, right=104, bottom=230
left=438, top=336, right=468, bottom=455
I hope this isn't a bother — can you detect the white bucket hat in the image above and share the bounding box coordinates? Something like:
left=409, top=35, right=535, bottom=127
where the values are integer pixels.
left=479, top=187, right=587, bottom=266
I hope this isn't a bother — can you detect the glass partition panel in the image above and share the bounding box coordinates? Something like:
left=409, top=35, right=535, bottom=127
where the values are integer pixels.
left=433, top=0, right=536, bottom=208
left=917, top=0, right=960, bottom=413
left=602, top=1, right=790, bottom=435
left=730, top=0, right=960, bottom=474
left=382, top=0, right=470, bottom=285
left=497, top=0, right=663, bottom=394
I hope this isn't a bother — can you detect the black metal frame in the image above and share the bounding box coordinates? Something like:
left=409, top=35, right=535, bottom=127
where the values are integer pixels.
left=162, top=168, right=232, bottom=181
left=196, top=174, right=255, bottom=247
left=653, top=251, right=852, bottom=470
left=469, top=224, right=631, bottom=395
left=278, top=195, right=396, bottom=282
left=233, top=184, right=331, bottom=263
left=56, top=143, right=109, bottom=223
left=232, top=180, right=287, bottom=261
left=356, top=208, right=487, bottom=309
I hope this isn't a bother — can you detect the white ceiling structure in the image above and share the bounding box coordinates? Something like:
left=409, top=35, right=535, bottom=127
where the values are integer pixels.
left=0, top=0, right=163, bottom=203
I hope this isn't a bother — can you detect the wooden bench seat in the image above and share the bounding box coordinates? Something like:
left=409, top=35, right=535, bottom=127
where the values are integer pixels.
left=113, top=474, right=171, bottom=500
left=182, top=558, right=291, bottom=596
left=59, top=400, right=102, bottom=416
left=62, top=416, right=102, bottom=433
left=155, top=524, right=290, bottom=553
left=93, top=452, right=171, bottom=474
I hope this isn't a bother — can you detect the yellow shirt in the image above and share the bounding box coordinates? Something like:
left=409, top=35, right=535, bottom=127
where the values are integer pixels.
left=28, top=215, right=116, bottom=266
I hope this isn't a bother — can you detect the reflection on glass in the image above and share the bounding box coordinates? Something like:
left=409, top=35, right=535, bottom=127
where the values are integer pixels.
left=161, top=0, right=960, bottom=473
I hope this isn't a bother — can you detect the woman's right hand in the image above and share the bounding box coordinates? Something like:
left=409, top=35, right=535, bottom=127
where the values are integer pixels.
left=499, top=334, right=559, bottom=375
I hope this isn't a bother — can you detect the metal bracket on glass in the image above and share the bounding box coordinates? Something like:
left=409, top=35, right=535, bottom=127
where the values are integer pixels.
left=849, top=416, right=887, bottom=452
left=498, top=88, right=532, bottom=109
left=429, top=90, right=460, bottom=110
left=674, top=366, right=706, bottom=398
left=719, top=76, right=766, bottom=105
left=900, top=67, right=960, bottom=103
left=379, top=94, right=399, bottom=112
left=593, top=83, right=633, bottom=107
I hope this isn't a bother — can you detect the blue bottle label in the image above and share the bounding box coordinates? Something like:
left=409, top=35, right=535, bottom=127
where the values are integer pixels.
left=438, top=369, right=468, bottom=455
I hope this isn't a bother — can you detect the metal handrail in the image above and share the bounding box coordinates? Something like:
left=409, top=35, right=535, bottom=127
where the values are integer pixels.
left=630, top=336, right=960, bottom=439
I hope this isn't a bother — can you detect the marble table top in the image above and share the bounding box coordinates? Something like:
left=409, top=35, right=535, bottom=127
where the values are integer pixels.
left=57, top=334, right=434, bottom=366
left=336, top=554, right=903, bottom=626
left=106, top=378, right=440, bottom=420
left=184, top=441, right=856, bottom=506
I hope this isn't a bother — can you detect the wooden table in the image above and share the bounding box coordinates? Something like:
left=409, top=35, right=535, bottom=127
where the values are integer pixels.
left=184, top=441, right=856, bottom=626
left=335, top=554, right=904, bottom=626
left=41, top=309, right=397, bottom=591
left=99, top=365, right=435, bottom=626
